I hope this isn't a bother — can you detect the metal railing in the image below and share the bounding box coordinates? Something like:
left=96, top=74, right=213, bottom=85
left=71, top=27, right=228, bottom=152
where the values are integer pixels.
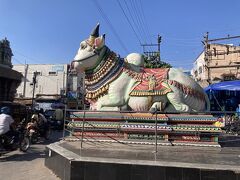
left=62, top=107, right=240, bottom=152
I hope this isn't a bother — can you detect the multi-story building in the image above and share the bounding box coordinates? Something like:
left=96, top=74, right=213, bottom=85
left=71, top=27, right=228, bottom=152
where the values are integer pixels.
left=13, top=64, right=69, bottom=98
left=191, top=43, right=240, bottom=87
left=13, top=63, right=86, bottom=109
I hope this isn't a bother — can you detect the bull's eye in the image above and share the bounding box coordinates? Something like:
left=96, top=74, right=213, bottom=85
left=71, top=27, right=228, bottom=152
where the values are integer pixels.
left=80, top=42, right=87, bottom=50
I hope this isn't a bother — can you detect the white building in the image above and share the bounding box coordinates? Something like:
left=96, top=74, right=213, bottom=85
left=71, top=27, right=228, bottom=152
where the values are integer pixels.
left=13, top=64, right=68, bottom=98
left=191, top=51, right=207, bottom=87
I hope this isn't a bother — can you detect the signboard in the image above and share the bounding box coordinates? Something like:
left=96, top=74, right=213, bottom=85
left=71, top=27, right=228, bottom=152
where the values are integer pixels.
left=52, top=65, right=64, bottom=72
left=67, top=91, right=77, bottom=99
left=35, top=102, right=53, bottom=111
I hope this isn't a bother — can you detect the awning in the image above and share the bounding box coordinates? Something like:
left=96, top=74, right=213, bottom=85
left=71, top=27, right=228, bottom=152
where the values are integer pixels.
left=205, top=80, right=240, bottom=91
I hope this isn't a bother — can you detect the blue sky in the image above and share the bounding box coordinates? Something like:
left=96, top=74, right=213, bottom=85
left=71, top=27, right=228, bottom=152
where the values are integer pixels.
left=1, top=0, right=240, bottom=70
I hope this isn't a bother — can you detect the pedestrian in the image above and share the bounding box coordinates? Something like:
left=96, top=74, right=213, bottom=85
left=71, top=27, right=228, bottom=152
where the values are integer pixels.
left=0, top=106, right=17, bottom=145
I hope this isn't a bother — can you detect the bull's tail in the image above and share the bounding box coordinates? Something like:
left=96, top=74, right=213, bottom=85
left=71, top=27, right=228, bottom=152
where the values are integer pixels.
left=204, top=92, right=210, bottom=111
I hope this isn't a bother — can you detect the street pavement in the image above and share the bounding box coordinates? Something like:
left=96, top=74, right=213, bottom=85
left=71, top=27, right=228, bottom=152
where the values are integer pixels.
left=0, top=130, right=63, bottom=180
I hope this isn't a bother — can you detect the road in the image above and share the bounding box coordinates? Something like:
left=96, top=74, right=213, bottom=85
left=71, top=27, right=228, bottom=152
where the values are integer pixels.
left=0, top=130, right=62, bottom=180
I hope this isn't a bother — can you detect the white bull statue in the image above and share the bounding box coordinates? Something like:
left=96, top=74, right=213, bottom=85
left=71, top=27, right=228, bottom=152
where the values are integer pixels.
left=72, top=24, right=209, bottom=112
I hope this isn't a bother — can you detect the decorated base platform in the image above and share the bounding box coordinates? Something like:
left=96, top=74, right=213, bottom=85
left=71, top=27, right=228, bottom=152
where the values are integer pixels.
left=66, top=111, right=222, bottom=147
left=45, top=140, right=240, bottom=180
left=45, top=111, right=240, bottom=179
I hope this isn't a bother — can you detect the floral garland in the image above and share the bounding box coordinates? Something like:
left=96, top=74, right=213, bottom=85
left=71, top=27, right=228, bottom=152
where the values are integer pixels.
left=85, top=52, right=117, bottom=85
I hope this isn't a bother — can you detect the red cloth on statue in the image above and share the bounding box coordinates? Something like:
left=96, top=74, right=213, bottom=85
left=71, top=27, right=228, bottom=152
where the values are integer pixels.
left=130, top=68, right=170, bottom=96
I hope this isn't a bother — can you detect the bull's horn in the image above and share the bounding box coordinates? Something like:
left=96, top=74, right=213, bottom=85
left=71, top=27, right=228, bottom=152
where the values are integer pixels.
left=91, top=23, right=100, bottom=37
left=88, top=23, right=100, bottom=46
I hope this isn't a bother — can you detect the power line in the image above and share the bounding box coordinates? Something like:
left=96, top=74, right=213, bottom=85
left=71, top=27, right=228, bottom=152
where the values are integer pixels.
left=116, top=0, right=142, bottom=44
left=131, top=0, right=149, bottom=42
left=135, top=0, right=155, bottom=52
left=91, top=0, right=129, bottom=54
left=127, top=0, right=147, bottom=43
left=129, top=0, right=152, bottom=52
left=139, top=0, right=153, bottom=43
left=125, top=0, right=153, bottom=52
left=122, top=0, right=144, bottom=43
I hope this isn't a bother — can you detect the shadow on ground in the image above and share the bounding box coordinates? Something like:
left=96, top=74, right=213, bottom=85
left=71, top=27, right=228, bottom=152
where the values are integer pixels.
left=0, top=130, right=63, bottom=162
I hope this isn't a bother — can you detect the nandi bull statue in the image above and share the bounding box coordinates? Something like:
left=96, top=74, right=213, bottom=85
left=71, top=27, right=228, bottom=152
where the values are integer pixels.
left=72, top=24, right=209, bottom=112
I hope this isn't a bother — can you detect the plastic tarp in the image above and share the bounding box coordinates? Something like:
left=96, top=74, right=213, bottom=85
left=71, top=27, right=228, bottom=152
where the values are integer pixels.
left=205, top=80, right=240, bottom=91
left=51, top=102, right=65, bottom=109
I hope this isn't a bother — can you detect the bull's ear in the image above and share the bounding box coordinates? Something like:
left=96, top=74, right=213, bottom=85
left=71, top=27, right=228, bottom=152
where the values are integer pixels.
left=94, top=34, right=105, bottom=49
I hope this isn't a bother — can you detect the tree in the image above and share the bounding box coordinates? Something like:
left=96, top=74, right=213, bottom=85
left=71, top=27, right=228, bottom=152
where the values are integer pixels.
left=143, top=55, right=172, bottom=68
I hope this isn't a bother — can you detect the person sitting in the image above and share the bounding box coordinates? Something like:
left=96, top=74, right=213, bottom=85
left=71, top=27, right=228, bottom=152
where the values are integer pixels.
left=29, top=114, right=39, bottom=129
left=31, top=109, right=49, bottom=137
left=0, top=106, right=16, bottom=145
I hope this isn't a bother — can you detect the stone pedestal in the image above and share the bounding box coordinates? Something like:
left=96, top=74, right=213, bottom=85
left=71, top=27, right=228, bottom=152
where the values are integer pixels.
left=45, top=141, right=240, bottom=180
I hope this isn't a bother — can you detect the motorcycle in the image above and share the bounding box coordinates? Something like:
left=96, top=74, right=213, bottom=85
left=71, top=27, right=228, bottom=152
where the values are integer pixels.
left=26, top=121, right=51, bottom=144
left=224, top=120, right=240, bottom=135
left=0, top=119, right=30, bottom=156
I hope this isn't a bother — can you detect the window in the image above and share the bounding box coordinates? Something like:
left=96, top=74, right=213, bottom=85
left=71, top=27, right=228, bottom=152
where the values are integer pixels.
left=209, top=50, right=225, bottom=60
left=49, top=71, right=57, bottom=76
left=222, top=74, right=236, bottom=81
left=35, top=71, right=42, bottom=76
left=198, top=66, right=203, bottom=74
left=194, top=70, right=198, bottom=77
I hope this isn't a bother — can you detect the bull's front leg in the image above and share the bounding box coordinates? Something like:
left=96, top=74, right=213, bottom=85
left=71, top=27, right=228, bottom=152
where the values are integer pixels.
left=96, top=94, right=124, bottom=111
left=96, top=73, right=136, bottom=111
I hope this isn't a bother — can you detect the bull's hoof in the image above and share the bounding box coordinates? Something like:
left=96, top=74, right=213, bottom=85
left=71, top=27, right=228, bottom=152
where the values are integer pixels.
left=149, top=107, right=157, bottom=114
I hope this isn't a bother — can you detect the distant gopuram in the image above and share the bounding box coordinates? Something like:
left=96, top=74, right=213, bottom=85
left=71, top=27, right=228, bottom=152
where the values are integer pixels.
left=0, top=38, right=22, bottom=101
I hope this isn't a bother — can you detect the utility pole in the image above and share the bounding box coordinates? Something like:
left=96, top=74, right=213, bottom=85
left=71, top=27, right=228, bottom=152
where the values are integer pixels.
left=23, top=64, right=28, bottom=97
left=157, top=34, right=161, bottom=62
left=203, top=32, right=210, bottom=84
left=31, top=71, right=38, bottom=110
left=141, top=34, right=162, bottom=63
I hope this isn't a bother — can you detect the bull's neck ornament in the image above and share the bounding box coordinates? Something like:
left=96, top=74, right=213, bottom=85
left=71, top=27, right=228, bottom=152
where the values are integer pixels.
left=85, top=50, right=125, bottom=100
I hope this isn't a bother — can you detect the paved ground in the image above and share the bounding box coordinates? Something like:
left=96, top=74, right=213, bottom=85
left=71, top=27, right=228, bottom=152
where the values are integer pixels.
left=0, top=130, right=63, bottom=180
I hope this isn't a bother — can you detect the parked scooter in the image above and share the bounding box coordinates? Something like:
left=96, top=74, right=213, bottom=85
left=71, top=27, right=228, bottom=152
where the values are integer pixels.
left=0, top=119, right=30, bottom=156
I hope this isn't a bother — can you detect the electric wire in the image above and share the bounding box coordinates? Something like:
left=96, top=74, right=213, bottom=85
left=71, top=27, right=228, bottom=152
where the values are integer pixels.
left=139, top=0, right=153, bottom=43
left=122, top=0, right=145, bottom=43
left=136, top=0, right=158, bottom=52
left=91, top=0, right=129, bottom=54
left=126, top=0, right=147, bottom=43
left=116, top=0, right=142, bottom=44
left=131, top=0, right=149, bottom=43
left=129, top=0, right=153, bottom=52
